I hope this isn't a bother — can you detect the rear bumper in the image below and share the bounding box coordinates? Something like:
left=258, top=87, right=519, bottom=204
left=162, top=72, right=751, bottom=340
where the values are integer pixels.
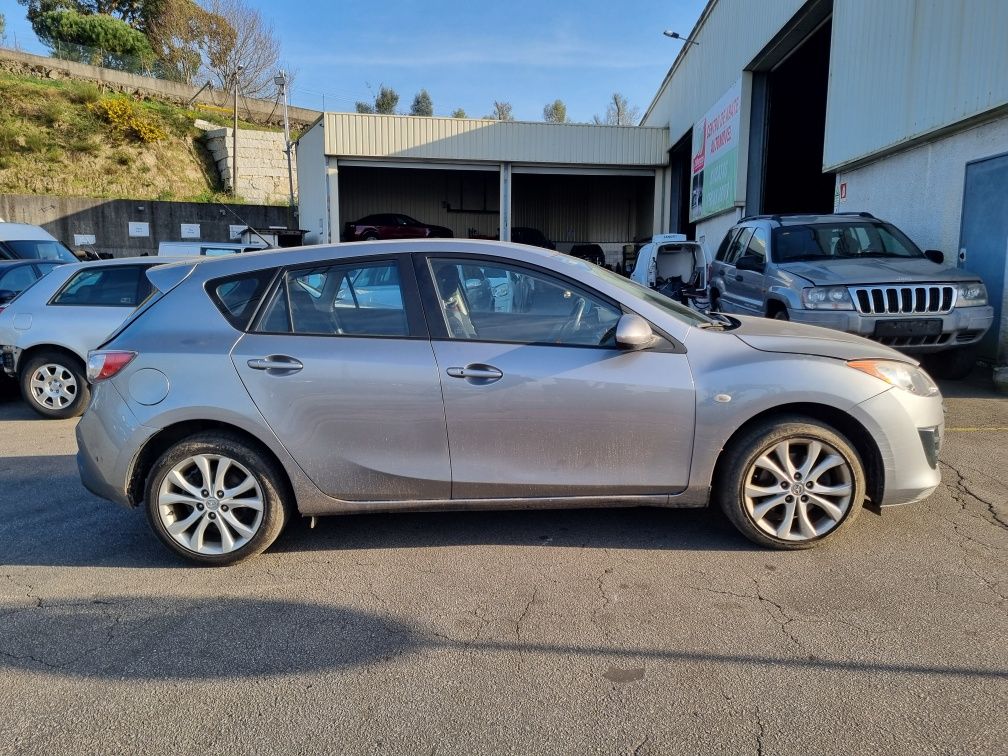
left=1, top=345, right=21, bottom=377
left=789, top=306, right=993, bottom=352
left=76, top=381, right=156, bottom=508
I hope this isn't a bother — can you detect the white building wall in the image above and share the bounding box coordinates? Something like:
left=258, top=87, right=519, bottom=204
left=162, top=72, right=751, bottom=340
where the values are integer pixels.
left=834, top=116, right=1008, bottom=261
left=694, top=208, right=742, bottom=263
left=825, top=0, right=1008, bottom=170
left=295, top=120, right=327, bottom=244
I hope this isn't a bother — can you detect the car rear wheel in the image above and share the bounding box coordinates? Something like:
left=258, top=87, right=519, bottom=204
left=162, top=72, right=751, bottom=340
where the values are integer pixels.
left=715, top=417, right=865, bottom=549
left=145, top=433, right=290, bottom=565
left=20, top=351, right=90, bottom=419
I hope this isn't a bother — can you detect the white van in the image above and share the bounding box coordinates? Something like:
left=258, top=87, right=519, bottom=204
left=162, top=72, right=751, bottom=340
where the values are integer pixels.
left=0, top=222, right=80, bottom=263
left=630, top=233, right=709, bottom=312
left=156, top=241, right=268, bottom=257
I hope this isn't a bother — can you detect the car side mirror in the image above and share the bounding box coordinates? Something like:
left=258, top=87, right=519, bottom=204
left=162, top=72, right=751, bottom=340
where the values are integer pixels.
left=735, top=255, right=765, bottom=273
left=615, top=313, right=656, bottom=350
left=924, top=249, right=944, bottom=265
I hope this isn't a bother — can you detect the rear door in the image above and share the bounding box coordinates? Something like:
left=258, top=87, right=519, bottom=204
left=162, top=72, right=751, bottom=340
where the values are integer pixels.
left=230, top=254, right=451, bottom=502
left=716, top=226, right=753, bottom=313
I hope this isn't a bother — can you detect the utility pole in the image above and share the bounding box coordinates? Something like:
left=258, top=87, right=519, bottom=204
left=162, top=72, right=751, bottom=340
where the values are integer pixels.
left=231, top=65, right=244, bottom=197
left=274, top=70, right=296, bottom=226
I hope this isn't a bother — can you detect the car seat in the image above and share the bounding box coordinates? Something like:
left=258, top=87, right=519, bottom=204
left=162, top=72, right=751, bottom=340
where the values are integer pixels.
left=433, top=264, right=477, bottom=338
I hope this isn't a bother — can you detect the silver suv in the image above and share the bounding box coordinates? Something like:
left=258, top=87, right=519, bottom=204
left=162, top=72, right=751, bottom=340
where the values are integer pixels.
left=709, top=213, right=993, bottom=378
left=77, top=239, right=946, bottom=565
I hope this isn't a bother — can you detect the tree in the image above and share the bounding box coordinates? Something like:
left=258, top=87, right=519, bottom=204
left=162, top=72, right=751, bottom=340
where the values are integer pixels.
left=485, top=101, right=513, bottom=121
left=0, top=12, right=6, bottom=45
left=410, top=88, right=433, bottom=117
left=145, top=0, right=234, bottom=84
left=451, top=107, right=466, bottom=118
left=594, top=92, right=640, bottom=126
left=355, top=101, right=375, bottom=114
left=32, top=9, right=155, bottom=68
left=202, top=0, right=283, bottom=97
left=374, top=85, right=399, bottom=114
left=542, top=99, right=568, bottom=124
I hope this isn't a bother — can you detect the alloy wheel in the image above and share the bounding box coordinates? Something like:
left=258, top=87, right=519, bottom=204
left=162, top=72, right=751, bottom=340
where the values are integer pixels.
left=29, top=363, right=78, bottom=410
left=157, top=454, right=265, bottom=555
left=742, top=437, right=854, bottom=541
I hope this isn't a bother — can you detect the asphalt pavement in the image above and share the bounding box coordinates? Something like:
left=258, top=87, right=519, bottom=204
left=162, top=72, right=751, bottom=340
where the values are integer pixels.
left=0, top=373, right=1005, bottom=755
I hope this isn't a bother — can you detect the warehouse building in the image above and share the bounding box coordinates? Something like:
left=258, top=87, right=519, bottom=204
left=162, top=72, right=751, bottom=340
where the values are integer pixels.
left=643, top=0, right=1008, bottom=373
left=296, top=113, right=670, bottom=265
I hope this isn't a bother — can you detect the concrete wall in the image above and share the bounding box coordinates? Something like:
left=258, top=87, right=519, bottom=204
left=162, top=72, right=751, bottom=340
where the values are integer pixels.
left=0, top=194, right=288, bottom=258
left=0, top=47, right=319, bottom=128
left=198, top=122, right=297, bottom=205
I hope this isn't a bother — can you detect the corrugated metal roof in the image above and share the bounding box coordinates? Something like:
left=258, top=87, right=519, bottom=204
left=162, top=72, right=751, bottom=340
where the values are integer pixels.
left=321, top=113, right=669, bottom=166
left=824, top=0, right=1008, bottom=170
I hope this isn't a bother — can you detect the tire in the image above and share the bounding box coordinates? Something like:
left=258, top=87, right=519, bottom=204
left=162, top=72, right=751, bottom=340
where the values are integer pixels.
left=772, top=308, right=790, bottom=321
left=923, top=347, right=976, bottom=381
left=362, top=231, right=379, bottom=241
left=19, top=351, right=90, bottom=419
left=714, top=417, right=865, bottom=550
left=145, top=432, right=291, bottom=566
left=709, top=291, right=721, bottom=313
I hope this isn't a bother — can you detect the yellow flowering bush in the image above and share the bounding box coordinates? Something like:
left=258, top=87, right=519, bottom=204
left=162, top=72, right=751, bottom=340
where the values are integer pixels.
left=90, top=97, right=167, bottom=143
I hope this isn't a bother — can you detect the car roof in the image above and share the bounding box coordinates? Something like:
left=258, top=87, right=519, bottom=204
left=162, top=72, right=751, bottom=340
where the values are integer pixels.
left=739, top=213, right=886, bottom=227
left=0, top=222, right=59, bottom=242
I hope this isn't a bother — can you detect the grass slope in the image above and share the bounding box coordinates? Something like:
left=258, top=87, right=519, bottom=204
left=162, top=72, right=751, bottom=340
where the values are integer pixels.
left=0, top=72, right=276, bottom=202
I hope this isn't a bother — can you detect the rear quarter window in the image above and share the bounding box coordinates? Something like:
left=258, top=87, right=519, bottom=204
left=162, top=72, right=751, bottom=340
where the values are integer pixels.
left=208, top=269, right=277, bottom=330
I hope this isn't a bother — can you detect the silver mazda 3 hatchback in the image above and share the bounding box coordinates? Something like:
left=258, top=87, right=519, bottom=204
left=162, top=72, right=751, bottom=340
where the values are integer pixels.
left=76, top=240, right=944, bottom=564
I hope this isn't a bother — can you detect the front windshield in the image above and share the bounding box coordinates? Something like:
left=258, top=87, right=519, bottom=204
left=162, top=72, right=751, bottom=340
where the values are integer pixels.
left=4, top=239, right=79, bottom=263
left=773, top=222, right=923, bottom=263
left=587, top=261, right=715, bottom=327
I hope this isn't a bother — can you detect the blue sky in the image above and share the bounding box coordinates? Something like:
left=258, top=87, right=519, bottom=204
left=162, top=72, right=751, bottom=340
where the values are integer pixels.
left=3, top=0, right=707, bottom=122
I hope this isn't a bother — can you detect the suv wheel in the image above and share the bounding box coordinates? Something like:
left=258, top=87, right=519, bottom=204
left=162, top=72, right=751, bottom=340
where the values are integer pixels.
left=146, top=432, right=290, bottom=565
left=772, top=309, right=789, bottom=321
left=923, top=346, right=976, bottom=381
left=715, top=417, right=865, bottom=549
left=20, top=351, right=90, bottom=419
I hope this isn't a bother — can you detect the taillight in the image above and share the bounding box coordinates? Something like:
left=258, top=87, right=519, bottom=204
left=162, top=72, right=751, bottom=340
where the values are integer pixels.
left=86, top=350, right=136, bottom=382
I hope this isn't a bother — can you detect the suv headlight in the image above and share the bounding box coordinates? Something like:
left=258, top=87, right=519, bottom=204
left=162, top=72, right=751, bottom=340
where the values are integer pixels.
left=847, top=359, right=939, bottom=397
left=956, top=281, right=987, bottom=307
left=801, top=286, right=854, bottom=310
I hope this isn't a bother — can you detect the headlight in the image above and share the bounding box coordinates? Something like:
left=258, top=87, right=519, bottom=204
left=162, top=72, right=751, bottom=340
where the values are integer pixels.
left=847, top=359, right=939, bottom=397
left=801, top=286, right=854, bottom=310
left=956, top=281, right=987, bottom=307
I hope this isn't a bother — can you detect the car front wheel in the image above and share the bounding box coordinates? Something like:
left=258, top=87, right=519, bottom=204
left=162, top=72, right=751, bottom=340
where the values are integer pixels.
left=715, top=417, right=865, bottom=549
left=145, top=433, right=290, bottom=565
left=20, top=351, right=90, bottom=419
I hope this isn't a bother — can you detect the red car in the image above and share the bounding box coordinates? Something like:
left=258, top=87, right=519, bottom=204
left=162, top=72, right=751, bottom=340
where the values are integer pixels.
left=343, top=214, right=453, bottom=242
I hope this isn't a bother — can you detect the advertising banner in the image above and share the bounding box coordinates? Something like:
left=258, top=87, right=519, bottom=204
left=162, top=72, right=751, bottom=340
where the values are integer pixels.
left=689, top=78, right=743, bottom=222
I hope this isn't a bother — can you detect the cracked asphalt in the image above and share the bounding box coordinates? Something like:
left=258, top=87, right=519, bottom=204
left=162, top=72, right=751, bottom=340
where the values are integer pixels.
left=0, top=373, right=1006, bottom=756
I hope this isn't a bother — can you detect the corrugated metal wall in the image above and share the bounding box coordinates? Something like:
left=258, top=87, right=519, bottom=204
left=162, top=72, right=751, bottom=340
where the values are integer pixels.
left=641, top=0, right=807, bottom=137
left=825, top=0, right=1008, bottom=170
left=325, top=114, right=668, bottom=166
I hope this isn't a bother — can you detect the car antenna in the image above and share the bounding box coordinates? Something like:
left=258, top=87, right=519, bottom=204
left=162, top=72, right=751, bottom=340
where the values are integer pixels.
left=213, top=201, right=275, bottom=249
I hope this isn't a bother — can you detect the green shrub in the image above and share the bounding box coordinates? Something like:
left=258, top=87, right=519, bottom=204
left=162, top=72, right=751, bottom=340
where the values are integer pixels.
left=40, top=99, right=67, bottom=127
left=112, top=149, right=132, bottom=166
left=66, top=80, right=101, bottom=105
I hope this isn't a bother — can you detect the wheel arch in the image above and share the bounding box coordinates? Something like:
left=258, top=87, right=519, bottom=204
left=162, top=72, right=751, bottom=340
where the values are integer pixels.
left=16, top=343, right=85, bottom=377
left=712, top=402, right=884, bottom=506
left=127, top=419, right=296, bottom=508
left=765, top=298, right=788, bottom=318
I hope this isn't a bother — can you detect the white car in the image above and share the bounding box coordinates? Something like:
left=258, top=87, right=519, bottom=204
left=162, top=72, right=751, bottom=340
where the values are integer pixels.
left=0, top=258, right=180, bottom=418
left=631, top=233, right=709, bottom=311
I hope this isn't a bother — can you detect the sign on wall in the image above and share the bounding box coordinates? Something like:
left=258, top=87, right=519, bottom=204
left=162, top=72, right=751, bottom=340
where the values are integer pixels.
left=689, top=78, right=743, bottom=223
left=73, top=234, right=96, bottom=246
left=180, top=223, right=201, bottom=239
left=229, top=224, right=246, bottom=240
left=128, top=222, right=149, bottom=238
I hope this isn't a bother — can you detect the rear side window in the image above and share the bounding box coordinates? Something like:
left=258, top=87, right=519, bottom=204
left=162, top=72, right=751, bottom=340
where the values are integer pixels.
left=724, top=228, right=754, bottom=266
left=208, top=270, right=277, bottom=329
left=51, top=266, right=147, bottom=307
left=715, top=228, right=739, bottom=261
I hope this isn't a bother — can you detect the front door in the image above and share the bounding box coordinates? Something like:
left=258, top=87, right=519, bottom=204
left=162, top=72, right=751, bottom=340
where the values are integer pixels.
left=959, top=153, right=1008, bottom=362
left=421, top=255, right=696, bottom=499
left=231, top=256, right=451, bottom=502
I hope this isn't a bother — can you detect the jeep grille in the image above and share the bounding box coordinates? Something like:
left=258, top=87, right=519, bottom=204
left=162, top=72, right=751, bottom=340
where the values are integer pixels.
left=850, top=285, right=956, bottom=315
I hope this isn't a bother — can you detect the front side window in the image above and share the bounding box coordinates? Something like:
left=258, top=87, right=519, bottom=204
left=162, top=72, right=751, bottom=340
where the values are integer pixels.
left=715, top=228, right=740, bottom=261
left=258, top=260, right=408, bottom=337
left=429, top=258, right=621, bottom=346
left=725, top=227, right=754, bottom=266
left=743, top=227, right=768, bottom=263
left=52, top=266, right=146, bottom=307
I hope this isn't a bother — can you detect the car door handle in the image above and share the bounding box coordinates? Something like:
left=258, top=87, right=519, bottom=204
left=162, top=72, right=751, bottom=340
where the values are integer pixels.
left=247, top=355, right=303, bottom=372
left=446, top=364, right=503, bottom=382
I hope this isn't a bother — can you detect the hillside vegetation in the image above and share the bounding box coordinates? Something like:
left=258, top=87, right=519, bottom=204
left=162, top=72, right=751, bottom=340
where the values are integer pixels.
left=0, top=71, right=274, bottom=202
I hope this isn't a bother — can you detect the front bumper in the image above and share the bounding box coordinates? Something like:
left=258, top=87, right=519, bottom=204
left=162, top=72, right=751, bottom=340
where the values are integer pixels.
left=789, top=306, right=994, bottom=352
left=850, top=387, right=944, bottom=507
left=76, top=381, right=157, bottom=508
